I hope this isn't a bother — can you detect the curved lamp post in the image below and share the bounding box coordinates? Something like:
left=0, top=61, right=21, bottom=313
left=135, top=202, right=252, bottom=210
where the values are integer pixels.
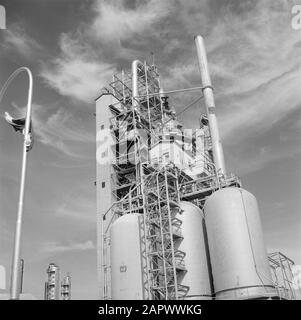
left=0, top=67, right=33, bottom=300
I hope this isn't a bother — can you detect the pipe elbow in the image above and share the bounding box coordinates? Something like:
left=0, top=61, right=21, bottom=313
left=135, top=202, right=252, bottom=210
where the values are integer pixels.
left=194, top=34, right=204, bottom=41
left=132, top=60, right=143, bottom=70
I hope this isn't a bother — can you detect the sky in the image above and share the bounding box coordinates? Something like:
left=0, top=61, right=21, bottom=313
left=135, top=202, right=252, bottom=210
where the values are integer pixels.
left=0, top=0, right=300, bottom=299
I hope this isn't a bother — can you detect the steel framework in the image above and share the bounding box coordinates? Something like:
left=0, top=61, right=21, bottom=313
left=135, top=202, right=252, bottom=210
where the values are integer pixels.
left=140, top=163, right=189, bottom=299
left=268, top=252, right=300, bottom=300
left=99, top=60, right=242, bottom=300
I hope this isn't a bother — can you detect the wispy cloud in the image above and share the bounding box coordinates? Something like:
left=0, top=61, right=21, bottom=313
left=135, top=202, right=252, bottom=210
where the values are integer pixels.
left=219, top=65, right=301, bottom=144
left=40, top=33, right=115, bottom=103
left=41, top=240, right=95, bottom=254
left=91, top=0, right=175, bottom=42
left=230, top=143, right=301, bottom=176
left=1, top=23, right=44, bottom=60
left=39, top=0, right=177, bottom=103
left=54, top=192, right=95, bottom=222
left=34, top=106, right=93, bottom=143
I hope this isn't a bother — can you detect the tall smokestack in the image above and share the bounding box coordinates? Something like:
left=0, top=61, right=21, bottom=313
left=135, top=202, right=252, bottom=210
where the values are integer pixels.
left=194, top=35, right=226, bottom=176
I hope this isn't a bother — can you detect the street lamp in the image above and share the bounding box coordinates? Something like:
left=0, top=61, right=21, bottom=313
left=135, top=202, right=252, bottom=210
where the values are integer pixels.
left=0, top=67, right=33, bottom=300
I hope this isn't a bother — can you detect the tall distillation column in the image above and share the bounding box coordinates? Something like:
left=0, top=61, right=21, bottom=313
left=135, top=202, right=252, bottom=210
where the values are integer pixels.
left=61, top=273, right=72, bottom=300
left=44, top=263, right=60, bottom=300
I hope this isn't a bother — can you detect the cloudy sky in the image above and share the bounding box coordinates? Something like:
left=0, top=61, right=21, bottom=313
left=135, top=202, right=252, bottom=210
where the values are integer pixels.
left=0, top=0, right=300, bottom=299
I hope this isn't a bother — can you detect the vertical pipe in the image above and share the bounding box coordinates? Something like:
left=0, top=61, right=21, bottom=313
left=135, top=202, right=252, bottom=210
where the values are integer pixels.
left=132, top=60, right=139, bottom=108
left=132, top=60, right=143, bottom=109
left=144, top=62, right=152, bottom=128
left=44, top=282, right=48, bottom=300
left=159, top=88, right=165, bottom=122
left=194, top=35, right=226, bottom=175
left=112, top=75, right=116, bottom=97
left=121, top=70, right=125, bottom=104
left=19, top=259, right=24, bottom=294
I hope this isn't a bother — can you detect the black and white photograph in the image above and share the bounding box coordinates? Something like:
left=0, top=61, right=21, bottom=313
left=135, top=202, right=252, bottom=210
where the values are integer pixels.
left=0, top=0, right=300, bottom=312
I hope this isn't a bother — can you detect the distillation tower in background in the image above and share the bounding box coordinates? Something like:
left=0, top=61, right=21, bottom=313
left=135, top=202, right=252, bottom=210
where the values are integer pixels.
left=61, top=273, right=71, bottom=300
left=44, top=263, right=60, bottom=300
left=44, top=263, right=71, bottom=300
left=95, top=35, right=300, bottom=300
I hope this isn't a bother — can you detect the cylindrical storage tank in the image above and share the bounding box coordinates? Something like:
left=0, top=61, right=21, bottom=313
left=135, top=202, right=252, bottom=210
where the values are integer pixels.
left=177, top=201, right=212, bottom=299
left=110, top=214, right=143, bottom=300
left=204, top=187, right=277, bottom=299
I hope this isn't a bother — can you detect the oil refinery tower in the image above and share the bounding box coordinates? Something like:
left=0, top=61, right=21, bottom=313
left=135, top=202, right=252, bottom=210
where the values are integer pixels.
left=44, top=263, right=71, bottom=300
left=44, top=263, right=60, bottom=300
left=96, top=36, right=299, bottom=300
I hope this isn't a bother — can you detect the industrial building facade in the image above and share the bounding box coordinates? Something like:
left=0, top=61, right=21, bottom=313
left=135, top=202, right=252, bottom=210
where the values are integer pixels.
left=96, top=36, right=299, bottom=300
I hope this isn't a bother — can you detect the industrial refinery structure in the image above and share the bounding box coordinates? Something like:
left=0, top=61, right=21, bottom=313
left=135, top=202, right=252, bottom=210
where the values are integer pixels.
left=44, top=263, right=71, bottom=300
left=96, top=35, right=299, bottom=300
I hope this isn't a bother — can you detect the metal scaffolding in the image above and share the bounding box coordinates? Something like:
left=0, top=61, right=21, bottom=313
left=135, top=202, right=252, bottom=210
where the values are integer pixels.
left=99, top=60, right=242, bottom=300
left=100, top=61, right=163, bottom=300
left=140, top=163, right=189, bottom=299
left=268, top=252, right=300, bottom=300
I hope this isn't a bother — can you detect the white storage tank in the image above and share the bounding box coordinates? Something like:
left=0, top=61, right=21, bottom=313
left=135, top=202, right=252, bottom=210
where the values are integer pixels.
left=178, top=201, right=212, bottom=299
left=204, top=187, right=277, bottom=299
left=110, top=214, right=143, bottom=300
